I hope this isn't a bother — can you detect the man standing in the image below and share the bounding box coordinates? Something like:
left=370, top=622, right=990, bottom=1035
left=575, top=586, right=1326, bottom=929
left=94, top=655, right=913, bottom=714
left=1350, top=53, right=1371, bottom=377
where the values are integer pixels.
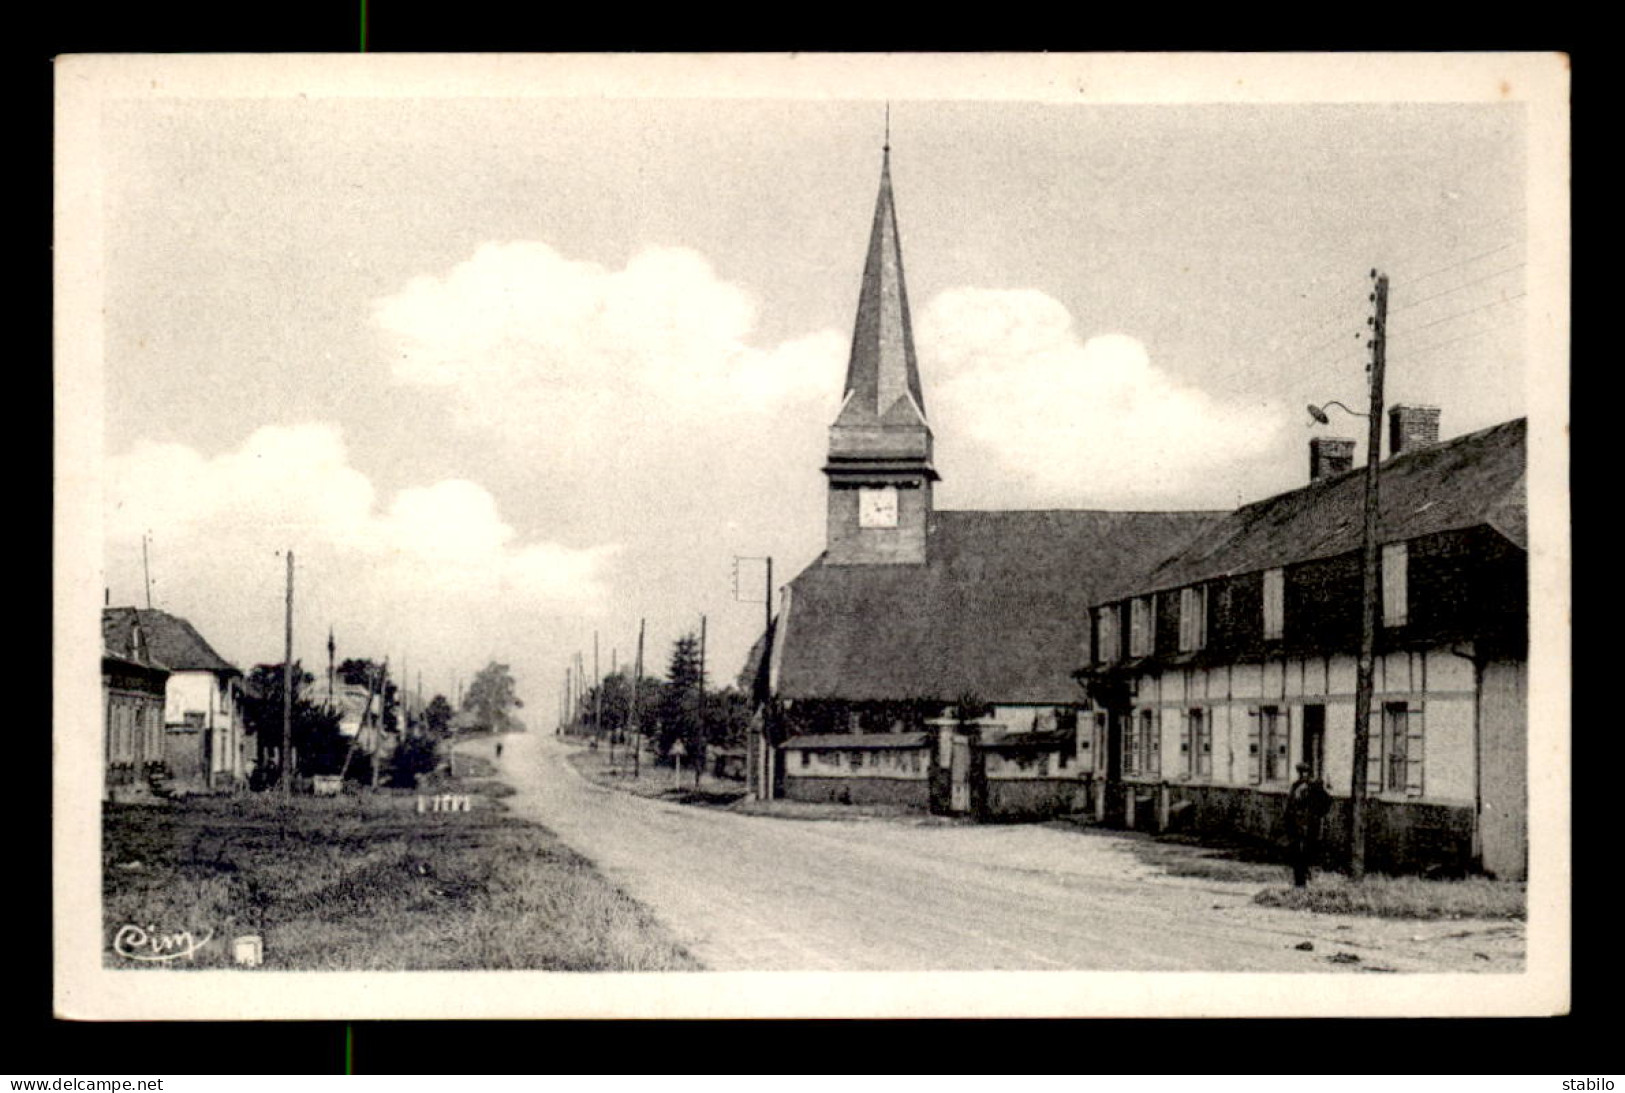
left=1285, top=762, right=1332, bottom=887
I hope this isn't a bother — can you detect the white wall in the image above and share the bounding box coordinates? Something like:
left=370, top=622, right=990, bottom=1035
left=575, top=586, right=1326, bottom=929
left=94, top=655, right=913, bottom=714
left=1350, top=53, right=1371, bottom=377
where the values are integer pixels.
left=1125, top=645, right=1482, bottom=806
left=163, top=671, right=242, bottom=781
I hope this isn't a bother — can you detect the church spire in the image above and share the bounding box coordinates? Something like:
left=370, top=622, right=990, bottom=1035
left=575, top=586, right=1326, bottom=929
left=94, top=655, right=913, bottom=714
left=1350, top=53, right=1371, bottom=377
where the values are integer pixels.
left=836, top=143, right=927, bottom=428
left=823, top=134, right=937, bottom=567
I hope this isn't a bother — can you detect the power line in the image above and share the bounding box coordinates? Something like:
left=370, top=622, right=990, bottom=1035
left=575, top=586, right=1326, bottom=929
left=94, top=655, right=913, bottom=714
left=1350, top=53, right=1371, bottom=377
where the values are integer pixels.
left=1389, top=291, right=1526, bottom=337
left=1387, top=262, right=1526, bottom=316
left=1390, top=313, right=1522, bottom=362
left=1391, top=240, right=1521, bottom=291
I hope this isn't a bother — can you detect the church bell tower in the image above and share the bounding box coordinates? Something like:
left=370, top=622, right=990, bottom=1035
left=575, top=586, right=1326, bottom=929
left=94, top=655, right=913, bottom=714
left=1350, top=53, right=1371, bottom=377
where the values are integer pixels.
left=823, top=144, right=938, bottom=566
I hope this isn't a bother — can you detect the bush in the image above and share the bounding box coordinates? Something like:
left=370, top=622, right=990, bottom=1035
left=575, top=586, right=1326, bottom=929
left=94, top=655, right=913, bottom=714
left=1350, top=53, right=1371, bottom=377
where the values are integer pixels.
left=387, top=735, right=441, bottom=788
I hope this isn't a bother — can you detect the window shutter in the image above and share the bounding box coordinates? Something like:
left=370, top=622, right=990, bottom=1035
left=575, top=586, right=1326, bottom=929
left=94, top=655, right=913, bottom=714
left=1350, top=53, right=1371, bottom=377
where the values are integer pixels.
left=1247, top=708, right=1261, bottom=785
left=1147, top=711, right=1161, bottom=776
left=1382, top=542, right=1409, bottom=627
left=1263, top=568, right=1285, bottom=640
left=1081, top=611, right=1093, bottom=665
left=1124, top=715, right=1139, bottom=775
left=1180, top=710, right=1193, bottom=776
left=1405, top=706, right=1425, bottom=798
left=1366, top=710, right=1384, bottom=793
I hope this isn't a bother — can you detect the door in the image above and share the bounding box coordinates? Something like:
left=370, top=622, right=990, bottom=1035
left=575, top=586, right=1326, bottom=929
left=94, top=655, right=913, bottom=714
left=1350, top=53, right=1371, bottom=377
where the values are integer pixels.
left=1302, top=704, right=1326, bottom=782
left=950, top=736, right=971, bottom=812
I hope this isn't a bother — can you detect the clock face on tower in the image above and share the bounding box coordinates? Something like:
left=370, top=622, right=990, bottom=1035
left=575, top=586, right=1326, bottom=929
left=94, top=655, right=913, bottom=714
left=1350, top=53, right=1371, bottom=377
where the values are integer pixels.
left=858, top=486, right=899, bottom=529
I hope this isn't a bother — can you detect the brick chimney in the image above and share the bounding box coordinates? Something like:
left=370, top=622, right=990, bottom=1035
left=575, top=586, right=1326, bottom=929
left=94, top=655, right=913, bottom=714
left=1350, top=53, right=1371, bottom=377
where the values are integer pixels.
left=1388, top=405, right=1441, bottom=457
left=1310, top=437, right=1356, bottom=482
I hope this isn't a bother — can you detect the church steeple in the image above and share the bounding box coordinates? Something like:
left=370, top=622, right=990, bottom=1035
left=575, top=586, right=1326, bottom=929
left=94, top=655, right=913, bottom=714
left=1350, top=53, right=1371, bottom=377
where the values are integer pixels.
left=834, top=145, right=929, bottom=431
left=823, top=142, right=937, bottom=567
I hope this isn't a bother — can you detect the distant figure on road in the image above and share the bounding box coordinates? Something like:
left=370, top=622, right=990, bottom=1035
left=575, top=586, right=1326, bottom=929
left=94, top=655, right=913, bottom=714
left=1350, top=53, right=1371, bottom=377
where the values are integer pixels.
left=495, top=741, right=504, bottom=760
left=1284, top=763, right=1331, bottom=888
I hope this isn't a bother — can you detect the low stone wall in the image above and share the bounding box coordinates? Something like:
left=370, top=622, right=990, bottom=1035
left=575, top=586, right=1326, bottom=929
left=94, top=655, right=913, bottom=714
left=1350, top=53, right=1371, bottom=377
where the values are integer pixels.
left=783, top=775, right=930, bottom=808
left=983, top=778, right=1091, bottom=821
left=1149, top=781, right=1475, bottom=875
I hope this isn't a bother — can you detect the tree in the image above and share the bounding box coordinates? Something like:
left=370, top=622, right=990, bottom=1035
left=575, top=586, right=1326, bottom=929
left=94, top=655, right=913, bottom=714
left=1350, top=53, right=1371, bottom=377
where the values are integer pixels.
left=241, top=661, right=351, bottom=785
left=422, top=694, right=454, bottom=739
left=337, top=657, right=383, bottom=687
left=656, top=633, right=705, bottom=761
left=463, top=661, right=525, bottom=733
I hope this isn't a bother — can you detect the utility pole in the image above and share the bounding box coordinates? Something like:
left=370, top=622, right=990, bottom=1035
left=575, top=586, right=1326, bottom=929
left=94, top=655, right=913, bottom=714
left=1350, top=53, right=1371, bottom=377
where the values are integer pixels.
left=1349, top=269, right=1388, bottom=882
left=697, top=614, right=707, bottom=788
left=632, top=618, right=645, bottom=779
left=281, top=550, right=294, bottom=796
left=142, top=532, right=154, bottom=609
left=594, top=631, right=603, bottom=754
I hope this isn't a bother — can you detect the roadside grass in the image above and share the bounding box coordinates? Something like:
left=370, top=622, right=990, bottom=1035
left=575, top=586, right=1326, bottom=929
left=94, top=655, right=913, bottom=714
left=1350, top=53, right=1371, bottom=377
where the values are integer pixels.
left=564, top=744, right=959, bottom=824
left=565, top=742, right=747, bottom=806
left=104, top=791, right=699, bottom=971
left=729, top=797, right=962, bottom=825
left=1255, top=874, right=1526, bottom=921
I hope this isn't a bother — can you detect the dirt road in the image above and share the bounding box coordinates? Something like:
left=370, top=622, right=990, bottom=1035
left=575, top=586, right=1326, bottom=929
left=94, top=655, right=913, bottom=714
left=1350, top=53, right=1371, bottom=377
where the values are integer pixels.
left=491, top=733, right=1523, bottom=973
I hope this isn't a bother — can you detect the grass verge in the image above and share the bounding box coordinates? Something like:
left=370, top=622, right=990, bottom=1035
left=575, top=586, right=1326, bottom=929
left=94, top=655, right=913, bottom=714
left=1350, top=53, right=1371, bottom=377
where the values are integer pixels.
left=104, top=791, right=700, bottom=971
left=1254, top=874, right=1526, bottom=920
left=565, top=743, right=747, bottom=806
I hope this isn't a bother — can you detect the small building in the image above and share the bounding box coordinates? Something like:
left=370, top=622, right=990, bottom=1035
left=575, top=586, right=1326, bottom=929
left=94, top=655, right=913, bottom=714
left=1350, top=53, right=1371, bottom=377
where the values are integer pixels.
left=101, top=618, right=169, bottom=801
left=102, top=607, right=245, bottom=793
left=1077, top=414, right=1527, bottom=878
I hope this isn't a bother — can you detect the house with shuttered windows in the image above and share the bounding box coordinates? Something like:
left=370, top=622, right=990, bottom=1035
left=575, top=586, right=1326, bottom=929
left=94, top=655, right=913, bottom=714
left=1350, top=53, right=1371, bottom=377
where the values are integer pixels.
left=1077, top=412, right=1527, bottom=878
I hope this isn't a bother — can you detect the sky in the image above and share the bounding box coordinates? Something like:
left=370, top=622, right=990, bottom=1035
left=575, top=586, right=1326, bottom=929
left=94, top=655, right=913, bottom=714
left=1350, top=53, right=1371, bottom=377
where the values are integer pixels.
left=88, top=59, right=1540, bottom=722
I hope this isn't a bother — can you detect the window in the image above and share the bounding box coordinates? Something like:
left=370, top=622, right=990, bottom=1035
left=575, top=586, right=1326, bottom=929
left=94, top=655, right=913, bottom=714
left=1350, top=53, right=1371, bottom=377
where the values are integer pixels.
left=1130, top=596, right=1157, bottom=657
left=850, top=751, right=864, bottom=771
left=1081, top=613, right=1092, bottom=665
left=1179, top=586, right=1208, bottom=652
left=1262, top=706, right=1289, bottom=783
left=1375, top=701, right=1424, bottom=796
left=801, top=750, right=810, bottom=768
left=1097, top=606, right=1121, bottom=664
left=1263, top=568, right=1285, bottom=640
left=1382, top=542, right=1409, bottom=627
left=183, top=710, right=206, bottom=730
left=1124, top=715, right=1140, bottom=776
left=1181, top=708, right=1211, bottom=777
left=1248, top=706, right=1290, bottom=784
left=1138, top=708, right=1160, bottom=776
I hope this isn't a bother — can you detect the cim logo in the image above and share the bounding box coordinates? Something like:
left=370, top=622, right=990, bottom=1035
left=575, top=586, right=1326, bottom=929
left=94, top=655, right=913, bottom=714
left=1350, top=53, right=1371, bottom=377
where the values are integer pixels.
left=112, top=923, right=214, bottom=963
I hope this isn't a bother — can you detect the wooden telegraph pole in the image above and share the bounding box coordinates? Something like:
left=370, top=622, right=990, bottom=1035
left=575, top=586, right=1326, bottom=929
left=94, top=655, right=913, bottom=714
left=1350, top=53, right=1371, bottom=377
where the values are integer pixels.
left=697, top=614, right=707, bottom=788
left=632, top=618, right=645, bottom=778
left=1348, top=269, right=1388, bottom=882
left=281, top=550, right=294, bottom=796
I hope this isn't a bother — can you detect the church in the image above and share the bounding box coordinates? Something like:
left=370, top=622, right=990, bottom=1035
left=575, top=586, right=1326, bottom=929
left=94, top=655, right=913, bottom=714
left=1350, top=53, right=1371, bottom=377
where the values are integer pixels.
left=742, top=143, right=1528, bottom=880
left=742, top=146, right=1223, bottom=819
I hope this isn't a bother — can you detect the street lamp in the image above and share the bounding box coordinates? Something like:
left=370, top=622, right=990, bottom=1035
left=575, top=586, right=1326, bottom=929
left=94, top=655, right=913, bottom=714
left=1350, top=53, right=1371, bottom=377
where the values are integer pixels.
left=1308, top=268, right=1388, bottom=882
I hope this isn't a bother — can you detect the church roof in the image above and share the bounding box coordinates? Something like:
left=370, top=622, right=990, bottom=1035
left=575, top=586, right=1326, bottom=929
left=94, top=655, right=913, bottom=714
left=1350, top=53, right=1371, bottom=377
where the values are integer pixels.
left=834, top=149, right=927, bottom=429
left=772, top=509, right=1225, bottom=705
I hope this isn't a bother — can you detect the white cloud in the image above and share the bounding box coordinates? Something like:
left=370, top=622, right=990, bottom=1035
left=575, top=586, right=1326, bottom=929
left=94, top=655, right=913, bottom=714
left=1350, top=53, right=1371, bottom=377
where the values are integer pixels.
left=920, top=288, right=1285, bottom=505
left=375, top=241, right=844, bottom=431
left=103, top=424, right=616, bottom=689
